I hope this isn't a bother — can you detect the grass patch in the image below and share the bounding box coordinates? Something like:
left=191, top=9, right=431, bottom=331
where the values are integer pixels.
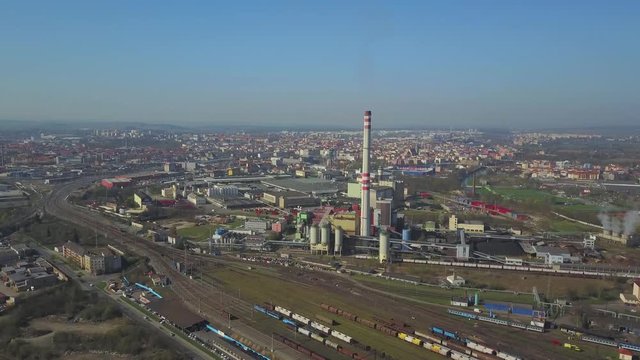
left=391, top=263, right=621, bottom=303
left=548, top=219, right=597, bottom=232
left=351, top=274, right=532, bottom=306
left=178, top=224, right=217, bottom=241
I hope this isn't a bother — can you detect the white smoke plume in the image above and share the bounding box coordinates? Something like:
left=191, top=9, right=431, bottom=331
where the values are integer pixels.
left=612, top=215, right=623, bottom=235
left=598, top=212, right=611, bottom=231
left=624, top=211, right=640, bottom=236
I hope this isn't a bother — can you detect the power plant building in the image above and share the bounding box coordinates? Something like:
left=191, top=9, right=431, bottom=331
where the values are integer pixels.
left=374, top=199, right=392, bottom=227
left=449, top=215, right=484, bottom=233
left=330, top=213, right=360, bottom=235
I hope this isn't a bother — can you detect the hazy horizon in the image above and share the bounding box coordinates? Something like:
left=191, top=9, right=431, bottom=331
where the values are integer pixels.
left=1, top=1, right=639, bottom=128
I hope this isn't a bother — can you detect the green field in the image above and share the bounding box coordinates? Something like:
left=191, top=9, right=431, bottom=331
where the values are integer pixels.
left=178, top=225, right=217, bottom=241
left=486, top=187, right=560, bottom=202
left=548, top=219, right=598, bottom=232
left=351, top=274, right=533, bottom=306
left=178, top=219, right=245, bottom=241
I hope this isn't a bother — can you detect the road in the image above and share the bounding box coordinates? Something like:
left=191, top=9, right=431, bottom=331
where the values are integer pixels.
left=43, top=178, right=299, bottom=360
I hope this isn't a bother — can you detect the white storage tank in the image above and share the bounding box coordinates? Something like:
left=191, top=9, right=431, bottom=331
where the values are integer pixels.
left=379, top=231, right=389, bottom=263
left=309, top=224, right=319, bottom=245
left=320, top=223, right=330, bottom=245
left=334, top=226, right=343, bottom=255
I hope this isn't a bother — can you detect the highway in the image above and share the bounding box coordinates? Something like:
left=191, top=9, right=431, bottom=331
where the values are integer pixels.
left=44, top=178, right=300, bottom=360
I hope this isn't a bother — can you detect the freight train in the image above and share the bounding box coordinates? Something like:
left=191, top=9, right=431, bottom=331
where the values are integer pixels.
left=272, top=332, right=331, bottom=360
left=256, top=304, right=366, bottom=358
left=402, top=259, right=616, bottom=277
left=321, top=303, right=523, bottom=360
left=429, top=326, right=522, bottom=360
left=253, top=305, right=281, bottom=320
left=447, top=308, right=544, bottom=333
left=205, top=324, right=270, bottom=360
left=559, top=324, right=640, bottom=353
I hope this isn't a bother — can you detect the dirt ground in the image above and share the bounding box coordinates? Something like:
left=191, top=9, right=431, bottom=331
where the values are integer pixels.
left=62, top=353, right=135, bottom=360
left=30, top=316, right=124, bottom=334
left=158, top=220, right=196, bottom=229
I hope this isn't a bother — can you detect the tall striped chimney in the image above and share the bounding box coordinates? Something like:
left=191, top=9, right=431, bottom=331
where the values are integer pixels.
left=360, top=110, right=372, bottom=236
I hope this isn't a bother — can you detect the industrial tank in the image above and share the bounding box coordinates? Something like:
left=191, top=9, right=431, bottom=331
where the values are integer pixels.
left=379, top=231, right=389, bottom=263
left=320, top=223, right=330, bottom=245
left=309, top=224, right=319, bottom=245
left=334, top=226, right=344, bottom=255
left=402, top=228, right=411, bottom=242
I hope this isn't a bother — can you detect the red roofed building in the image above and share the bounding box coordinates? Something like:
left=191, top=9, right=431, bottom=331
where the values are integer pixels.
left=618, top=348, right=632, bottom=360
left=101, top=178, right=132, bottom=189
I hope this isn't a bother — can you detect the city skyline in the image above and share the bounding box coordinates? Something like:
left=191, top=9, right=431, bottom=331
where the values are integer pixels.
left=1, top=1, right=639, bottom=128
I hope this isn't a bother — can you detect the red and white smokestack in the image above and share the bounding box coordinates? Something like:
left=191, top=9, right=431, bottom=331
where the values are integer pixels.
left=360, top=110, right=372, bottom=236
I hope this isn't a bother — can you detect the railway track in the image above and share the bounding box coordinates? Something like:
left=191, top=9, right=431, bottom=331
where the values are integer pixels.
left=44, top=180, right=301, bottom=360
left=41, top=179, right=589, bottom=360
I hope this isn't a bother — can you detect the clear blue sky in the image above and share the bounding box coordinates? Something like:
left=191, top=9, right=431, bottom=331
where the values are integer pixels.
left=1, top=1, right=638, bottom=129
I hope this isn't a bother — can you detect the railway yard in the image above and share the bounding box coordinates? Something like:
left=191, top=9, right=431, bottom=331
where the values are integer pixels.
left=25, top=179, right=632, bottom=359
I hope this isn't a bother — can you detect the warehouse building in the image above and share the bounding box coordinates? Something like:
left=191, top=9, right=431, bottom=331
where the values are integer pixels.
left=148, top=298, right=207, bottom=332
left=534, top=246, right=570, bottom=265
left=134, top=191, right=153, bottom=208
left=101, top=177, right=132, bottom=189
left=244, top=219, right=270, bottom=233
left=261, top=178, right=341, bottom=196
left=262, top=190, right=320, bottom=209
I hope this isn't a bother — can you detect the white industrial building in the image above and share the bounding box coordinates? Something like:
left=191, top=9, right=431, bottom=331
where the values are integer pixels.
left=456, top=230, right=470, bottom=261
left=208, top=185, right=239, bottom=198
left=446, top=274, right=466, bottom=286
left=244, top=219, right=270, bottom=233
left=187, top=193, right=205, bottom=205
left=534, top=246, right=570, bottom=264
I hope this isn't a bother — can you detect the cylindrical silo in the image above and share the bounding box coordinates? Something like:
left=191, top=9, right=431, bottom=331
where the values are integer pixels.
left=334, top=226, right=343, bottom=255
left=379, top=231, right=389, bottom=264
left=320, top=223, right=330, bottom=245
left=402, top=228, right=411, bottom=242
left=309, top=224, right=319, bottom=245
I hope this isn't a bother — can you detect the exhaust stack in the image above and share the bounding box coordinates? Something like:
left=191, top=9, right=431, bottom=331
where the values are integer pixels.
left=360, top=110, right=372, bottom=236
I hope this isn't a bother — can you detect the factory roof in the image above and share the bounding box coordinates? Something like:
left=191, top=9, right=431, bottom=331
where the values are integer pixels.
left=261, top=178, right=340, bottom=194
left=534, top=246, right=569, bottom=256
left=207, top=196, right=261, bottom=209
left=148, top=298, right=206, bottom=330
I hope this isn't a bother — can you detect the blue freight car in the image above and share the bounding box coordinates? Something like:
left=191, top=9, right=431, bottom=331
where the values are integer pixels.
left=432, top=327, right=444, bottom=335
left=620, top=342, right=640, bottom=352
left=444, top=330, right=459, bottom=340
left=282, top=318, right=297, bottom=327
